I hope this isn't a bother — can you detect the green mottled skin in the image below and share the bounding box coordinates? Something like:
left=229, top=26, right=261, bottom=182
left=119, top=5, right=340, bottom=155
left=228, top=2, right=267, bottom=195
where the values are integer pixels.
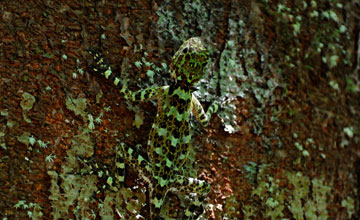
left=88, top=37, right=218, bottom=219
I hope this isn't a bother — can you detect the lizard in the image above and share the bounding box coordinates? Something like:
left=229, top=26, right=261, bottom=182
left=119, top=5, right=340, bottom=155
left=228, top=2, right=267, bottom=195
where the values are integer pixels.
left=86, top=37, right=219, bottom=219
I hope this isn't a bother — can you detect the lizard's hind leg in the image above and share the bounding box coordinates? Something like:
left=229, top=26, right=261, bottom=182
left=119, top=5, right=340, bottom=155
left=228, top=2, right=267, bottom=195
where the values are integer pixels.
left=172, top=175, right=211, bottom=219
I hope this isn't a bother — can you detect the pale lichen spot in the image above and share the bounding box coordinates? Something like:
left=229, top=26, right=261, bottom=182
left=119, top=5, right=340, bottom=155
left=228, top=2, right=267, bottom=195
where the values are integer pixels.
left=159, top=177, right=168, bottom=187
left=114, top=77, right=120, bottom=86
left=185, top=209, right=192, bottom=217
left=153, top=197, right=164, bottom=208
left=170, top=135, right=180, bottom=147
left=193, top=198, right=201, bottom=206
left=97, top=58, right=103, bottom=64
left=104, top=68, right=112, bottom=79
left=97, top=170, right=104, bottom=177
left=147, top=139, right=153, bottom=146
left=111, top=186, right=119, bottom=192
left=174, top=87, right=192, bottom=100
left=188, top=177, right=195, bottom=185
left=182, top=134, right=192, bottom=144
left=175, top=111, right=183, bottom=121
left=116, top=162, right=125, bottom=169
left=183, top=111, right=190, bottom=122
left=145, top=165, right=152, bottom=172
left=115, top=174, right=124, bottom=182
left=158, top=128, right=167, bottom=136
left=165, top=158, right=173, bottom=168
left=154, top=147, right=162, bottom=155
left=120, top=85, right=127, bottom=94
left=127, top=148, right=133, bottom=154
left=138, top=155, right=145, bottom=163
left=140, top=90, right=146, bottom=98
left=176, top=176, right=184, bottom=184
left=140, top=90, right=152, bottom=100
left=167, top=106, right=178, bottom=118
left=106, top=176, right=113, bottom=186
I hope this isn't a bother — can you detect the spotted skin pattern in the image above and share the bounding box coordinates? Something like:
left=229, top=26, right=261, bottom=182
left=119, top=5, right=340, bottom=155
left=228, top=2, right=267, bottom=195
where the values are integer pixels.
left=87, top=37, right=218, bottom=219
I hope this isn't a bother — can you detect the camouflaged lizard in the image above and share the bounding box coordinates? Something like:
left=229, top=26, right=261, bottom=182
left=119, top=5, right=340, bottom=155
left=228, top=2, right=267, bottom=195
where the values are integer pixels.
left=86, top=37, right=219, bottom=219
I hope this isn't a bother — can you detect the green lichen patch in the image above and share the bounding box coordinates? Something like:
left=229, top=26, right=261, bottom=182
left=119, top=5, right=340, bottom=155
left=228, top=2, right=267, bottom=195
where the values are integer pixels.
left=98, top=195, right=115, bottom=219
left=286, top=171, right=310, bottom=219
left=65, top=94, right=87, bottom=120
left=0, top=123, right=6, bottom=150
left=20, top=92, right=36, bottom=111
left=247, top=167, right=286, bottom=219
left=243, top=166, right=355, bottom=220
left=286, top=171, right=334, bottom=220
left=47, top=128, right=148, bottom=219
left=132, top=111, right=144, bottom=129
left=48, top=130, right=97, bottom=219
left=48, top=170, right=97, bottom=219
left=17, top=132, right=32, bottom=146
left=341, top=196, right=355, bottom=218
left=13, top=200, right=43, bottom=220
left=0, top=108, right=9, bottom=117
left=20, top=92, right=36, bottom=123
left=98, top=184, right=146, bottom=219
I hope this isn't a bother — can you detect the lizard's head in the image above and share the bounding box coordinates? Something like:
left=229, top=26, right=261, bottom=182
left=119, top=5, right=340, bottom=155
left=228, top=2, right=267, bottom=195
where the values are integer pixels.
left=170, top=37, right=209, bottom=86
